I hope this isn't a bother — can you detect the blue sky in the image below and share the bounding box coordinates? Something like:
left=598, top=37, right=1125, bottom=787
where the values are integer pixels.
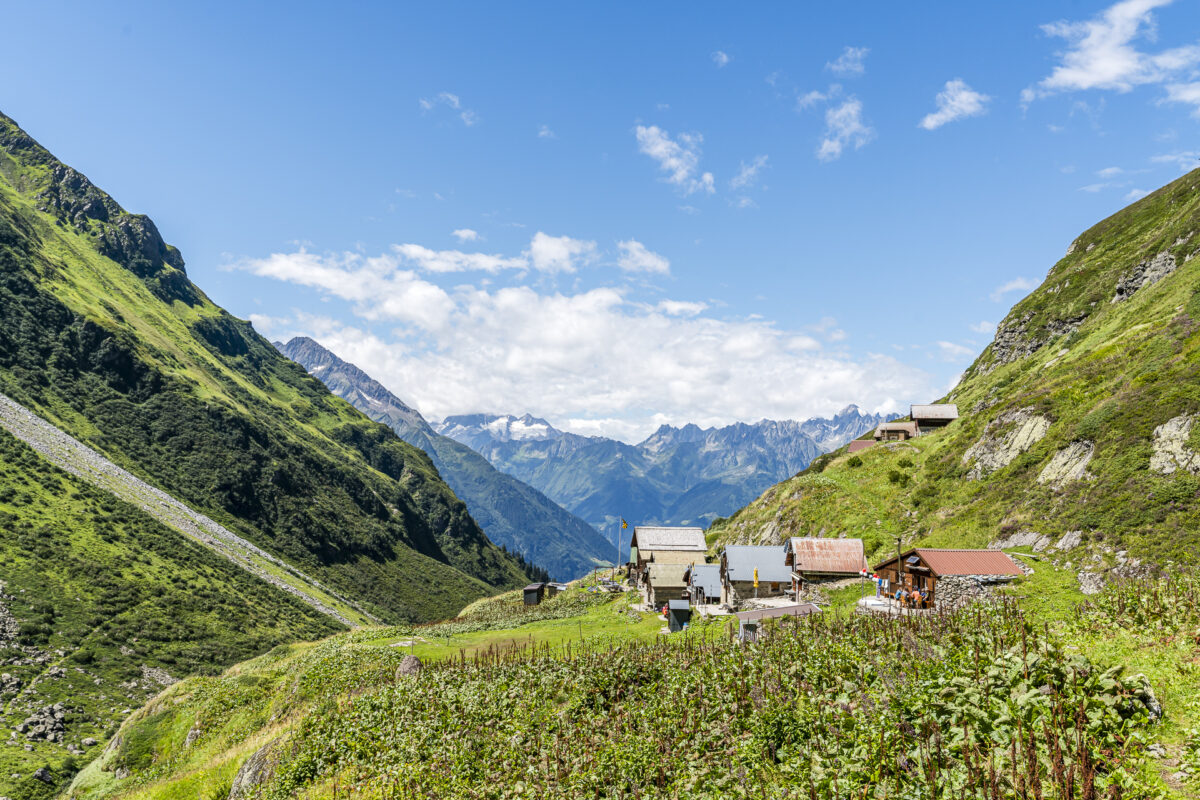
left=4, top=0, right=1199, bottom=441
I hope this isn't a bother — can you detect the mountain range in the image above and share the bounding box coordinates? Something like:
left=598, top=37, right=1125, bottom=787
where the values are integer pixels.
left=277, top=337, right=614, bottom=580
left=436, top=406, right=893, bottom=539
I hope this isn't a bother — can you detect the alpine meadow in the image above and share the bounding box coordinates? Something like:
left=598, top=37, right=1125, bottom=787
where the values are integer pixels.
left=4, top=2, right=1200, bottom=799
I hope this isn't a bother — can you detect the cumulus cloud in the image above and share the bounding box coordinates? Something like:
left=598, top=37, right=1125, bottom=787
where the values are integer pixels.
left=818, top=98, right=874, bottom=162
left=919, top=80, right=990, bottom=130
left=797, top=85, right=841, bottom=110
left=730, top=155, right=769, bottom=190
left=969, top=320, right=997, bottom=334
left=936, top=341, right=975, bottom=361
left=617, top=240, right=670, bottom=274
left=990, top=277, right=1037, bottom=302
left=826, top=46, right=869, bottom=76
left=1022, top=0, right=1200, bottom=106
left=712, top=50, right=731, bottom=67
left=527, top=233, right=598, bottom=273
left=1164, top=81, right=1200, bottom=116
left=237, top=250, right=935, bottom=441
left=1151, top=150, right=1200, bottom=171
left=635, top=125, right=716, bottom=195
left=419, top=91, right=479, bottom=126
left=452, top=228, right=479, bottom=242
left=1125, top=187, right=1149, bottom=200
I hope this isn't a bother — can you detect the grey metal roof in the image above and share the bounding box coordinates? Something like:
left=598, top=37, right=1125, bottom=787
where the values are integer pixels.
left=632, top=526, right=706, bottom=552
left=911, top=404, right=959, bottom=421
left=735, top=603, right=821, bottom=622
left=667, top=599, right=691, bottom=611
left=523, top=583, right=545, bottom=592
left=685, top=564, right=721, bottom=598
left=722, top=545, right=792, bottom=584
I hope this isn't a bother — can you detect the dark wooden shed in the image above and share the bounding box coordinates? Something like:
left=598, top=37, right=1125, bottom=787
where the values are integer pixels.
left=667, top=599, right=692, bottom=633
left=523, top=583, right=546, bottom=606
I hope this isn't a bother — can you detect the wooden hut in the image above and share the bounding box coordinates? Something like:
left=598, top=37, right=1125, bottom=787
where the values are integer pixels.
left=783, top=537, right=868, bottom=595
left=667, top=599, right=692, bottom=633
left=911, top=404, right=959, bottom=435
left=629, top=526, right=707, bottom=574
left=641, top=563, right=689, bottom=608
left=522, top=583, right=546, bottom=606
left=872, top=549, right=1022, bottom=605
left=874, top=421, right=919, bottom=442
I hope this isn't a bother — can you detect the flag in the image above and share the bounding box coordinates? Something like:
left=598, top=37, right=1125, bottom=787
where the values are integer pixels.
left=753, top=566, right=759, bottom=588
left=620, top=518, right=627, bottom=529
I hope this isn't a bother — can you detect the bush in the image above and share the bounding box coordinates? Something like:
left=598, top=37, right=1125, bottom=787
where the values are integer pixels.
left=847, top=456, right=863, bottom=468
left=897, top=457, right=914, bottom=468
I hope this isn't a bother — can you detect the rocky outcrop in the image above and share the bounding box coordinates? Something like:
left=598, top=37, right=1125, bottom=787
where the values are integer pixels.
left=1037, top=441, right=1094, bottom=486
left=228, top=740, right=279, bottom=800
left=1077, top=572, right=1105, bottom=595
left=140, top=665, right=177, bottom=688
left=0, top=582, right=18, bottom=645
left=1112, top=251, right=1177, bottom=303
left=1150, top=414, right=1200, bottom=475
left=980, top=313, right=1088, bottom=374
left=990, top=530, right=1051, bottom=552
left=962, top=410, right=1052, bottom=479
left=1052, top=531, right=1083, bottom=552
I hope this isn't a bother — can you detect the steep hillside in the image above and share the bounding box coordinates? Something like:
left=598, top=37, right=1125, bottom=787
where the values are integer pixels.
left=712, top=169, right=1200, bottom=580
left=277, top=337, right=612, bottom=580
left=0, top=108, right=533, bottom=623
left=437, top=406, right=890, bottom=537
left=0, top=426, right=342, bottom=798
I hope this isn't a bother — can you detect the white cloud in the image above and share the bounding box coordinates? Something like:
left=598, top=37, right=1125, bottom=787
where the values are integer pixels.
left=712, top=50, right=731, bottom=68
left=730, top=155, right=769, bottom=190
left=818, top=98, right=874, bottom=162
left=538, top=124, right=556, bottom=139
left=936, top=341, right=975, bottom=361
left=919, top=79, right=990, bottom=130
left=617, top=240, right=670, bottom=274
left=249, top=265, right=934, bottom=441
left=528, top=233, right=598, bottom=273
left=452, top=228, right=480, bottom=242
left=1078, top=182, right=1111, bottom=192
left=990, top=277, right=1037, bottom=302
left=1151, top=150, right=1200, bottom=171
left=1097, top=166, right=1124, bottom=177
left=826, top=46, right=869, bottom=77
left=419, top=92, right=480, bottom=126
left=392, top=243, right=526, bottom=273
left=1164, top=81, right=1200, bottom=116
left=1023, top=0, right=1200, bottom=105
left=1125, top=187, right=1149, bottom=200
left=635, top=125, right=716, bottom=195
left=969, top=320, right=997, bottom=334
left=656, top=300, right=706, bottom=316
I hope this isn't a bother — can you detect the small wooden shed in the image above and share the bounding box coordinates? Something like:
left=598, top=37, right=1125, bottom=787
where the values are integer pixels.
left=911, top=404, right=959, bottom=435
left=874, top=421, right=919, bottom=442
left=523, top=583, right=546, bottom=606
left=667, top=599, right=692, bottom=633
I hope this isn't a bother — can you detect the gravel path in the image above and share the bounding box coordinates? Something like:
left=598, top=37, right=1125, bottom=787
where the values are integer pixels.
left=0, top=392, right=369, bottom=627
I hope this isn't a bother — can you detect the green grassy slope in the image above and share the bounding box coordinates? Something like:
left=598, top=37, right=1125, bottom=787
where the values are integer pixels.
left=64, top=575, right=1192, bottom=799
left=0, top=426, right=343, bottom=799
left=0, top=110, right=532, bottom=624
left=712, top=169, right=1200, bottom=573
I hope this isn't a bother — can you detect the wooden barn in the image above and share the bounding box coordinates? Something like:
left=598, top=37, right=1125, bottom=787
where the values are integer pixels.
left=872, top=548, right=1022, bottom=605
left=911, top=404, right=959, bottom=435
left=783, top=537, right=868, bottom=595
left=641, top=563, right=690, bottom=608
left=874, top=421, right=919, bottom=442
left=629, top=526, right=707, bottom=574
left=523, top=583, right=546, bottom=606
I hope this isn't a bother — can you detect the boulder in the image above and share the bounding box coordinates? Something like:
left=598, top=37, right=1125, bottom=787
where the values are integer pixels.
left=228, top=740, right=277, bottom=800
left=394, top=655, right=423, bottom=680
left=1037, top=441, right=1094, bottom=486
left=1150, top=414, right=1200, bottom=475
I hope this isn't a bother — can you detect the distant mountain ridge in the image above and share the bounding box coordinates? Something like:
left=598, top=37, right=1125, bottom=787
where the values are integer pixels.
left=435, top=406, right=893, bottom=541
left=278, top=337, right=614, bottom=580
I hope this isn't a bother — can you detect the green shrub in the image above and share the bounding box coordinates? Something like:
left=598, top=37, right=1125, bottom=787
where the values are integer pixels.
left=847, top=456, right=863, bottom=468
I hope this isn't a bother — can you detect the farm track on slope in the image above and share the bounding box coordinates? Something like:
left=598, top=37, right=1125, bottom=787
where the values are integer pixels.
left=0, top=392, right=371, bottom=627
